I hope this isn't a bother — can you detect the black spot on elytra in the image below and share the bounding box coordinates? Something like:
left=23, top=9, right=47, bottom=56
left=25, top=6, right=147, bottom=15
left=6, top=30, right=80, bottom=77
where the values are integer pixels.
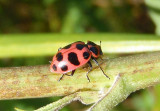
left=61, top=65, right=68, bottom=71
left=87, top=41, right=97, bottom=46
left=76, top=44, right=84, bottom=50
left=52, top=64, right=57, bottom=71
left=83, top=52, right=90, bottom=59
left=90, top=47, right=98, bottom=55
left=56, top=52, right=63, bottom=61
left=63, top=44, right=71, bottom=49
left=68, top=52, right=80, bottom=66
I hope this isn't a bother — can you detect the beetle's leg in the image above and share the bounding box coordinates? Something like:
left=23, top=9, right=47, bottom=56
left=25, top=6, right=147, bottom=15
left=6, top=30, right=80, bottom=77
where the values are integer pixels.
left=59, top=70, right=75, bottom=81
left=71, top=70, right=75, bottom=76
left=58, top=47, right=62, bottom=51
left=99, top=56, right=103, bottom=60
left=86, top=61, right=93, bottom=82
left=66, top=70, right=75, bottom=76
left=58, top=74, right=65, bottom=81
left=91, top=56, right=110, bottom=79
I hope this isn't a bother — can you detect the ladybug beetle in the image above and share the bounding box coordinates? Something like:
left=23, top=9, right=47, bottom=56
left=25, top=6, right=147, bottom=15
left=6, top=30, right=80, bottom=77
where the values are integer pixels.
left=50, top=41, right=110, bottom=82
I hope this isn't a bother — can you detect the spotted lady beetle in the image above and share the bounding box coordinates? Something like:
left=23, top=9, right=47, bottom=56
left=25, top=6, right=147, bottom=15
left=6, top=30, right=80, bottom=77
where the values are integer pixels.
left=50, top=41, right=110, bottom=82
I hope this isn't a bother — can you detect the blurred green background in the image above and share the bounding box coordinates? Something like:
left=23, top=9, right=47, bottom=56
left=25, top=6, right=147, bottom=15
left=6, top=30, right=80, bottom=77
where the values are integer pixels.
left=0, top=0, right=160, bottom=111
left=0, top=0, right=156, bottom=33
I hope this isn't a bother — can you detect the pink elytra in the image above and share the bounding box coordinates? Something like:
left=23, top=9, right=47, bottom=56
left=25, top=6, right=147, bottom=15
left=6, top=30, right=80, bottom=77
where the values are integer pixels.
left=50, top=41, right=110, bottom=82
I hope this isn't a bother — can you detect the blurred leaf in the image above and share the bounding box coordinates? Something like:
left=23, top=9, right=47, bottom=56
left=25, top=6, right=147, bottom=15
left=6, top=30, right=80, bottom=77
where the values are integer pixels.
left=15, top=108, right=25, bottom=111
left=43, top=0, right=57, bottom=6
left=1, top=33, right=160, bottom=58
left=132, top=89, right=154, bottom=111
left=145, top=0, right=160, bottom=10
left=61, top=2, right=83, bottom=33
left=152, top=85, right=160, bottom=111
left=145, top=0, right=160, bottom=35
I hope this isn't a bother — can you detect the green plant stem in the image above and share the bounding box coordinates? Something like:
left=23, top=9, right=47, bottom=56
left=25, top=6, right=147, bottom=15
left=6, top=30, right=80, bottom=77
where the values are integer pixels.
left=35, top=93, right=77, bottom=111
left=0, top=51, right=160, bottom=106
left=0, top=33, right=160, bottom=58
left=0, top=61, right=112, bottom=100
left=90, top=51, right=160, bottom=110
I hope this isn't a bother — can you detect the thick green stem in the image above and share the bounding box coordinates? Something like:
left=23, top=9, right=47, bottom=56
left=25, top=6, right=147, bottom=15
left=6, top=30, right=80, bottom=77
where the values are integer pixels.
left=0, top=60, right=112, bottom=100
left=0, top=52, right=160, bottom=104
left=90, top=52, right=160, bottom=110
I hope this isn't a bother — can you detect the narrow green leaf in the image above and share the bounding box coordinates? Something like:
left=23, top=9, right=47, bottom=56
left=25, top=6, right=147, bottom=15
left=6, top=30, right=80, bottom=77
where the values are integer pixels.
left=145, top=0, right=160, bottom=35
left=1, top=33, right=160, bottom=58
